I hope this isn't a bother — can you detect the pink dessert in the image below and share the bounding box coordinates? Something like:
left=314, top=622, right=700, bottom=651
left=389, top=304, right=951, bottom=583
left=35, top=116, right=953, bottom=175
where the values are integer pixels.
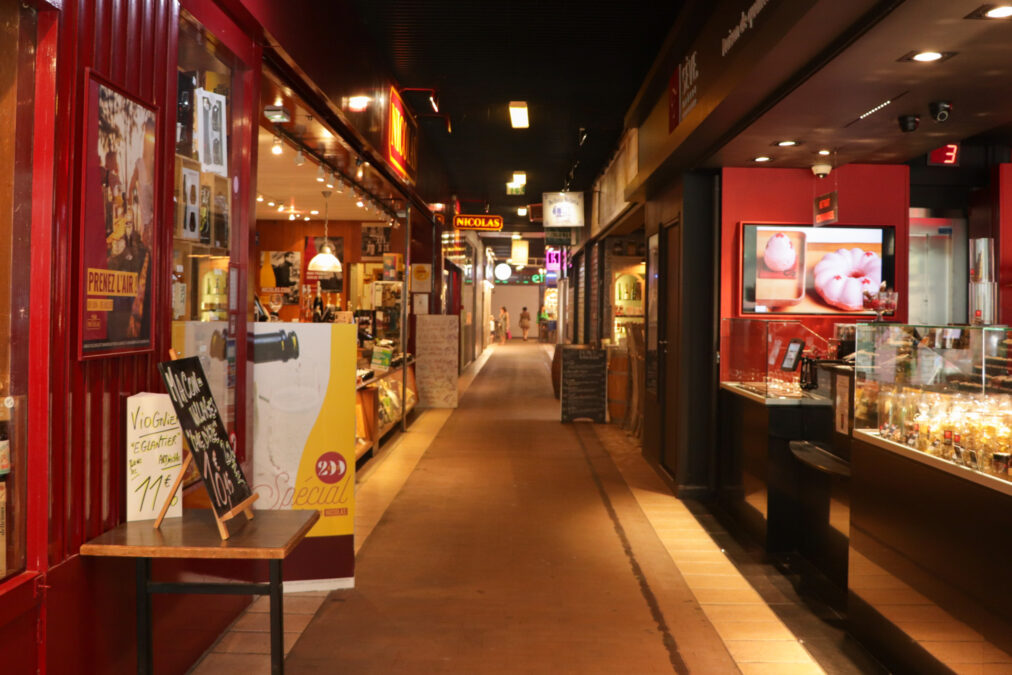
left=763, top=232, right=796, bottom=272
left=813, top=248, right=882, bottom=311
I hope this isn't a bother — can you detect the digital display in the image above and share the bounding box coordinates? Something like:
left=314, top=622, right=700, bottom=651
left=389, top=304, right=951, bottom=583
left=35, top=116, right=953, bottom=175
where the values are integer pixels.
left=780, top=339, right=805, bottom=371
left=741, top=224, right=896, bottom=315
left=927, top=143, right=960, bottom=167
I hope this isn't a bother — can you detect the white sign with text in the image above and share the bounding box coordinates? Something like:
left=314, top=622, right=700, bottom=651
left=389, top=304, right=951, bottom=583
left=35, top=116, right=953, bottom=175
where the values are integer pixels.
left=125, top=393, right=183, bottom=521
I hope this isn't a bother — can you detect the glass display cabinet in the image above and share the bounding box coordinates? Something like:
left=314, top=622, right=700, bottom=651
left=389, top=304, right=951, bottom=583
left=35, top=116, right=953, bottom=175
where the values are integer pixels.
left=720, top=317, right=818, bottom=399
left=854, top=323, right=1012, bottom=484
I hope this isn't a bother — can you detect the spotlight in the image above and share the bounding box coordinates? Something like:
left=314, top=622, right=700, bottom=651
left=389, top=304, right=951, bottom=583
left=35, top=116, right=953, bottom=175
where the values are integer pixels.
left=316, top=164, right=325, bottom=182
left=325, top=171, right=335, bottom=189
left=256, top=194, right=264, bottom=202
left=294, top=149, right=305, bottom=166
left=267, top=200, right=275, bottom=207
left=271, top=136, right=283, bottom=155
left=277, top=204, right=285, bottom=212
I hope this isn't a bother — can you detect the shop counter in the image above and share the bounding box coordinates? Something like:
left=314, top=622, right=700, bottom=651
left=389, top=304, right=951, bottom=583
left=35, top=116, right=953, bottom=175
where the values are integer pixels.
left=355, top=358, right=417, bottom=459
left=849, top=430, right=1012, bottom=673
left=718, top=382, right=832, bottom=553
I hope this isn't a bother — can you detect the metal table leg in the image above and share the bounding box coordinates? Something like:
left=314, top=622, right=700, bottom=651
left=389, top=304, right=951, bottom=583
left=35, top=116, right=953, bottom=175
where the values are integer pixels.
left=269, top=560, right=284, bottom=674
left=136, top=558, right=152, bottom=675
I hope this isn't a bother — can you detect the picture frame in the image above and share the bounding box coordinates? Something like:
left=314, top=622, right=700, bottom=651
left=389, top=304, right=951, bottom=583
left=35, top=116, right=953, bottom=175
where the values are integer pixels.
left=78, top=69, right=159, bottom=359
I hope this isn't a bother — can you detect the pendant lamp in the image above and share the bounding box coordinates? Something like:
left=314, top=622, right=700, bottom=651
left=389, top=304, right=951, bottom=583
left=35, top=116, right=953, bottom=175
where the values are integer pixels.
left=307, top=189, right=342, bottom=273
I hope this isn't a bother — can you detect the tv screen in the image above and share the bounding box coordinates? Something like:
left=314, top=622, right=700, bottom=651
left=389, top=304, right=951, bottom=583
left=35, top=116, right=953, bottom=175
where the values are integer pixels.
left=741, top=224, right=896, bottom=315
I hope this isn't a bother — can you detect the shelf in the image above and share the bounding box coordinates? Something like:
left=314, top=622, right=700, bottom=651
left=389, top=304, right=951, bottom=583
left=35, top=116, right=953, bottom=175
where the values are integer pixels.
left=354, top=439, right=372, bottom=460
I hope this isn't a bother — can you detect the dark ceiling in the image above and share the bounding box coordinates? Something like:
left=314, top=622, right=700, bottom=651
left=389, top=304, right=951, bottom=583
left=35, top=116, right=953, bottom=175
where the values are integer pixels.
left=350, top=0, right=682, bottom=232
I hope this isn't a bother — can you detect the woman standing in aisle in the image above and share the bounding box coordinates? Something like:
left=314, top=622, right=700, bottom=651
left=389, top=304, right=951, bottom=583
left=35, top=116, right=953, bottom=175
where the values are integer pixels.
left=499, top=306, right=510, bottom=344
left=519, top=306, right=532, bottom=341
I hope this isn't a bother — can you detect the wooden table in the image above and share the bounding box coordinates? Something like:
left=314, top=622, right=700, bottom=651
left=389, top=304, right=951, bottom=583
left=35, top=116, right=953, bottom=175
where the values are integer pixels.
left=81, top=509, right=320, bottom=675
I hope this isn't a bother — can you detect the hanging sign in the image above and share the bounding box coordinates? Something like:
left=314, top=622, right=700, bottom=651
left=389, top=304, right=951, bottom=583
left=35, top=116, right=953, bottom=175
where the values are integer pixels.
left=453, top=214, right=503, bottom=231
left=543, top=192, right=585, bottom=228
left=546, top=248, right=562, bottom=273
left=814, top=191, right=838, bottom=226
left=387, top=86, right=417, bottom=181
left=545, top=229, right=573, bottom=246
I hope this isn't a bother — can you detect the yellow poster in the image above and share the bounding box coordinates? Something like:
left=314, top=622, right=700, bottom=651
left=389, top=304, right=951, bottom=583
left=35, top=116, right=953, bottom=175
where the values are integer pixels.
left=252, top=323, right=356, bottom=537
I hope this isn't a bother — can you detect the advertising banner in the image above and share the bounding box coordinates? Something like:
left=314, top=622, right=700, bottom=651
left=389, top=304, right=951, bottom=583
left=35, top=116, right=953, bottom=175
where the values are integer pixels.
left=252, top=324, right=356, bottom=538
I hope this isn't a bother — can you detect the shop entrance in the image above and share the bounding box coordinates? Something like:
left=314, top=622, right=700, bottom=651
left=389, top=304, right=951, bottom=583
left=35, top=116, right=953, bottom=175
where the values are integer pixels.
left=659, top=220, right=681, bottom=477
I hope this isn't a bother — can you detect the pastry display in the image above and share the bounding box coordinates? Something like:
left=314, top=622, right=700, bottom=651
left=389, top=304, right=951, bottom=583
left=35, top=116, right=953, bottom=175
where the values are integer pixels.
left=813, top=248, right=882, bottom=311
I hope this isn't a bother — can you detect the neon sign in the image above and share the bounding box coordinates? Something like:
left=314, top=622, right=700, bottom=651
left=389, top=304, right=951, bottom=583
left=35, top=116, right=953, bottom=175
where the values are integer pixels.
left=387, top=87, right=415, bottom=180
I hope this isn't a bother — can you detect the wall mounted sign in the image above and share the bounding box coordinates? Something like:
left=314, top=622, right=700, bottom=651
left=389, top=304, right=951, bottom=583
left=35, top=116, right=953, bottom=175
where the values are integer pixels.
left=387, top=86, right=417, bottom=181
left=814, top=191, right=838, bottom=226
left=927, top=143, right=960, bottom=167
left=453, top=214, right=503, bottom=231
left=79, top=70, right=158, bottom=359
left=543, top=192, right=585, bottom=228
left=546, top=248, right=562, bottom=273
left=669, top=50, right=699, bottom=133
left=411, top=263, right=432, bottom=293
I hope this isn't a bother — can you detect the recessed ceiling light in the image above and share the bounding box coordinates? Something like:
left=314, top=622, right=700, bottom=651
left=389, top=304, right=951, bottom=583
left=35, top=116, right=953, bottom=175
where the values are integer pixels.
left=304, top=216, right=311, bottom=221
left=912, top=51, right=943, bottom=62
left=288, top=213, right=296, bottom=221
left=518, top=207, right=528, bottom=217
left=776, top=140, right=799, bottom=147
left=753, top=156, right=772, bottom=163
left=348, top=95, right=371, bottom=112
left=986, top=5, right=1012, bottom=17
left=818, top=149, right=832, bottom=156
left=512, top=171, right=527, bottom=185
left=859, top=98, right=893, bottom=119
left=310, top=210, right=319, bottom=215
left=512, top=232, right=522, bottom=240
left=509, top=101, right=529, bottom=129
left=267, top=200, right=275, bottom=207
left=256, top=194, right=264, bottom=202
left=277, top=204, right=285, bottom=212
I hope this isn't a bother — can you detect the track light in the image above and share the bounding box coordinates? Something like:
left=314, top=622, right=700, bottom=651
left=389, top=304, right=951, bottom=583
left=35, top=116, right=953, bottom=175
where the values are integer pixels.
left=316, top=164, right=325, bottom=182
left=271, top=136, right=283, bottom=155
left=294, top=149, right=305, bottom=166
left=325, top=171, right=335, bottom=189
left=256, top=194, right=264, bottom=202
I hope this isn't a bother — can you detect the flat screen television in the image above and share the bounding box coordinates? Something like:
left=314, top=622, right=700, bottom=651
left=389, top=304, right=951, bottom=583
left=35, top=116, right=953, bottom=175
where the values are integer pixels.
left=741, top=223, right=896, bottom=315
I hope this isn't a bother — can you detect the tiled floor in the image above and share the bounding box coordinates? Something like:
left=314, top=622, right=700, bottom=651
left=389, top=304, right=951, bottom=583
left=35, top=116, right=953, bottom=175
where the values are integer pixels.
left=191, top=342, right=881, bottom=674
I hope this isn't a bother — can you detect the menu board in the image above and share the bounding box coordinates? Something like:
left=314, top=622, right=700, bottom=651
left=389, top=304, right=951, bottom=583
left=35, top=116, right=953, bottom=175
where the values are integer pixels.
left=561, top=346, right=607, bottom=423
left=157, top=357, right=253, bottom=519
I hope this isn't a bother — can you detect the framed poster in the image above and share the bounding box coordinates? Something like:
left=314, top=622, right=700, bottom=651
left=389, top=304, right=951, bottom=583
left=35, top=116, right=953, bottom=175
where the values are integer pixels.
left=194, top=88, right=228, bottom=177
left=260, top=251, right=301, bottom=306
left=361, top=223, right=390, bottom=260
left=79, top=70, right=158, bottom=359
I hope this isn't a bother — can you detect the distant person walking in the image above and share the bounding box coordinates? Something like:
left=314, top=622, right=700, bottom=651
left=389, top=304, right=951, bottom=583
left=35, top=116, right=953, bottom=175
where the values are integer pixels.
left=498, top=306, right=510, bottom=344
left=519, top=306, right=531, bottom=341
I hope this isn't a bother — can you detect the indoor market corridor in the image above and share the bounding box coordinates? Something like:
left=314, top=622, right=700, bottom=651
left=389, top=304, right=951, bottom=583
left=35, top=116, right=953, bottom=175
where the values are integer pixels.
left=195, top=342, right=880, bottom=674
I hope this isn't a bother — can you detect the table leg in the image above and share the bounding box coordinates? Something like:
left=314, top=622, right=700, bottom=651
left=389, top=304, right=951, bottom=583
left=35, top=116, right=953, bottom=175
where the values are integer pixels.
left=269, top=560, right=284, bottom=674
left=136, top=558, right=152, bottom=675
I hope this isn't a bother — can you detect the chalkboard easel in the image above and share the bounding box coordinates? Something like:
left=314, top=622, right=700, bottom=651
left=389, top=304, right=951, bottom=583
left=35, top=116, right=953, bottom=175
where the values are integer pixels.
left=154, top=350, right=258, bottom=540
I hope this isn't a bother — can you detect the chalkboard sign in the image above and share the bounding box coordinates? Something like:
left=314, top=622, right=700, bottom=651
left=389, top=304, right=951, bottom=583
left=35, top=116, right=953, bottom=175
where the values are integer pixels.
left=157, top=357, right=253, bottom=519
left=561, top=346, right=607, bottom=423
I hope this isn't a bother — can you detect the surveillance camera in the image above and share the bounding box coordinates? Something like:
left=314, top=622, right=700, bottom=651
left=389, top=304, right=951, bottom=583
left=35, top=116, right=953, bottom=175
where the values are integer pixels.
left=929, top=101, right=952, bottom=123
left=898, top=115, right=920, bottom=133
left=811, top=163, right=832, bottom=179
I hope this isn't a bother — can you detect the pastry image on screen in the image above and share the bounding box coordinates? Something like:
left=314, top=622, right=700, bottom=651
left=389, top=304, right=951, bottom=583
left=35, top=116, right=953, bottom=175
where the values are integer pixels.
left=741, top=224, right=894, bottom=315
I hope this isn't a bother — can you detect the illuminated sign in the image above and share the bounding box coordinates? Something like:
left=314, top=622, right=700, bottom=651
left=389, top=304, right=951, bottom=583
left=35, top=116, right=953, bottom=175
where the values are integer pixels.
left=546, top=248, right=562, bottom=272
left=494, top=263, right=513, bottom=281
left=387, top=86, right=416, bottom=180
left=453, top=214, right=503, bottom=231
left=813, top=191, right=838, bottom=226
left=543, top=192, right=584, bottom=228
left=927, top=143, right=960, bottom=167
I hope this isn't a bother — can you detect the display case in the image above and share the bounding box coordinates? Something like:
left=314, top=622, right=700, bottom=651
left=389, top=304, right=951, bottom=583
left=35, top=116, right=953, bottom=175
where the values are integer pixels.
left=720, top=317, right=817, bottom=400
left=609, top=263, right=644, bottom=346
left=854, top=323, right=1012, bottom=486
left=355, top=360, right=417, bottom=460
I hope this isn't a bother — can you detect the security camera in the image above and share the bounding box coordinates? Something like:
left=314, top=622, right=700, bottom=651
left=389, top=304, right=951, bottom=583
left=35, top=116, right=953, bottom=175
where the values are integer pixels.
left=929, top=101, right=952, bottom=123
left=811, top=163, right=832, bottom=179
left=898, top=115, right=920, bottom=133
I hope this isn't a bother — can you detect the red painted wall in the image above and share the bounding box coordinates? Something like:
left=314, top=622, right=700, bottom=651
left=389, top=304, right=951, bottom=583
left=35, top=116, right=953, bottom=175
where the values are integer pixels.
left=720, top=165, right=910, bottom=342
left=997, top=165, right=1012, bottom=323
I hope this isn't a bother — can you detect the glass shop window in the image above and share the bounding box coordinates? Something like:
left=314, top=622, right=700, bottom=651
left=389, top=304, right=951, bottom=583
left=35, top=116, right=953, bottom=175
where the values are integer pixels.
left=172, top=11, right=239, bottom=433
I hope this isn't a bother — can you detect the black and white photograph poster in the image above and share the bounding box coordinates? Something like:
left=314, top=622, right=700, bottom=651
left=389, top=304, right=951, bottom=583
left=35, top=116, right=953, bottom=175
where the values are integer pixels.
left=361, top=223, right=391, bottom=261
left=260, top=250, right=301, bottom=306
left=195, top=87, right=228, bottom=177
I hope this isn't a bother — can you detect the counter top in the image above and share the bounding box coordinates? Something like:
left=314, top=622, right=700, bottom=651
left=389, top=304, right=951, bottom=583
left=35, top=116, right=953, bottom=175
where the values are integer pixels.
left=720, top=381, right=831, bottom=407
left=853, top=429, right=1012, bottom=499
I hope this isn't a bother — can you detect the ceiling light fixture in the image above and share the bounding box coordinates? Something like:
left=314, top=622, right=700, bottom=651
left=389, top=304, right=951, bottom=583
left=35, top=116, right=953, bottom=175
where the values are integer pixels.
left=256, top=194, right=264, bottom=202
left=267, top=200, right=275, bottom=207
left=775, top=140, right=799, bottom=147
left=518, top=207, right=528, bottom=217
left=348, top=95, right=371, bottom=112
left=288, top=213, right=296, bottom=221
left=263, top=105, right=290, bottom=123
left=304, top=216, right=311, bottom=221
left=316, top=164, right=325, bottom=182
left=277, top=204, right=285, bottom=212
left=512, top=171, right=527, bottom=185
left=912, top=51, right=943, bottom=62
left=985, top=5, right=1012, bottom=18
left=325, top=171, right=335, bottom=189
left=294, top=149, right=305, bottom=166
left=308, top=189, right=342, bottom=274
left=508, top=101, right=529, bottom=128
left=859, top=98, right=893, bottom=120
left=512, top=232, right=522, bottom=240
left=753, top=156, right=772, bottom=163
left=310, top=210, right=319, bottom=215
left=818, top=149, right=832, bottom=156
left=356, top=199, right=364, bottom=208
left=271, top=136, right=283, bottom=155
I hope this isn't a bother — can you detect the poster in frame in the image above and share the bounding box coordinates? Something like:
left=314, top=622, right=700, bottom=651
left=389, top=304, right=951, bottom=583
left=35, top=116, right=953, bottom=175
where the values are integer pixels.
left=78, top=69, right=159, bottom=359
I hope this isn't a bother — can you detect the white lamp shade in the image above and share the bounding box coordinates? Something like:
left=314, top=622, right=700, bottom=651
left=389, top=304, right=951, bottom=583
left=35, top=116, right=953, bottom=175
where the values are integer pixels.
left=308, top=243, right=342, bottom=273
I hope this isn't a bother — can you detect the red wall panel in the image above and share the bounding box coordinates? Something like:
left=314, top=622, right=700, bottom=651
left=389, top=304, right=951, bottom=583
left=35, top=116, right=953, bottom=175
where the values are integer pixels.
left=997, top=165, right=1012, bottom=323
left=720, top=164, right=910, bottom=340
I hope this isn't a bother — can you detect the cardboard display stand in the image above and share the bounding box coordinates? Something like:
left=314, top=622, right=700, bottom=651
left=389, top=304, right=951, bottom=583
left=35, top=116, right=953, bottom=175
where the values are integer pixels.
left=155, top=351, right=257, bottom=539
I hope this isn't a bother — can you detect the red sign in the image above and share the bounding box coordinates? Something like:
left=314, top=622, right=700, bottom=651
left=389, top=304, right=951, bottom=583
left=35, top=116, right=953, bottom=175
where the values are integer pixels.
left=387, top=86, right=414, bottom=180
left=814, top=191, right=838, bottom=226
left=452, top=214, right=503, bottom=231
left=927, top=143, right=960, bottom=167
